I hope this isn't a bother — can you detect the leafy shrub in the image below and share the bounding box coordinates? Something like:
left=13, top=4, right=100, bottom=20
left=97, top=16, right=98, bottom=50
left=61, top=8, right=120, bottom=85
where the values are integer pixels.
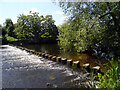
left=89, top=58, right=120, bottom=88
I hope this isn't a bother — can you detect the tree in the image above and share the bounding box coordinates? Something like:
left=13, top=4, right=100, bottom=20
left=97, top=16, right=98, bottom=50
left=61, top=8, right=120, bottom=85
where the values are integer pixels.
left=1, top=25, right=7, bottom=44
left=41, top=15, right=58, bottom=41
left=14, top=11, right=58, bottom=43
left=4, top=18, right=15, bottom=37
left=58, top=2, right=120, bottom=58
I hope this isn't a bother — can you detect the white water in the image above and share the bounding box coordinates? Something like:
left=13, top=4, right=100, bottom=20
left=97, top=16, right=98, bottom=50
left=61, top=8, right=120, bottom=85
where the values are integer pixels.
left=1, top=45, right=89, bottom=88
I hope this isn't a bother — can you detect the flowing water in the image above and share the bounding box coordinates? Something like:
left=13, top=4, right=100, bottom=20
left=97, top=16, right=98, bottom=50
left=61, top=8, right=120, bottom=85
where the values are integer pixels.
left=1, top=45, right=91, bottom=88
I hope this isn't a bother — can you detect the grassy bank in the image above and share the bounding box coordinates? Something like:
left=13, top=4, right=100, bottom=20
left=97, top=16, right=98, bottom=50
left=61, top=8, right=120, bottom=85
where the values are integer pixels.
left=89, top=58, right=120, bottom=88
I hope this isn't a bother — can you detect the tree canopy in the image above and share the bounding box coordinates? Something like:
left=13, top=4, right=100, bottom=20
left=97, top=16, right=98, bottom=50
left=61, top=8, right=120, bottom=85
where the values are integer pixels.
left=58, top=2, right=120, bottom=58
left=14, top=11, right=58, bottom=43
left=4, top=18, right=15, bottom=37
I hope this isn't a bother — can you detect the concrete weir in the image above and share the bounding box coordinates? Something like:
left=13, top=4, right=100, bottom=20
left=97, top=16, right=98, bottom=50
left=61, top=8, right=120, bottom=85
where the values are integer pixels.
left=9, top=44, right=104, bottom=75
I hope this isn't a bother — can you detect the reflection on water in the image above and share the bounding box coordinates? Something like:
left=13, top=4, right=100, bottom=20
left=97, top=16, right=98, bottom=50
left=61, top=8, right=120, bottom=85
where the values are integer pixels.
left=1, top=45, right=90, bottom=88
left=23, top=44, right=108, bottom=70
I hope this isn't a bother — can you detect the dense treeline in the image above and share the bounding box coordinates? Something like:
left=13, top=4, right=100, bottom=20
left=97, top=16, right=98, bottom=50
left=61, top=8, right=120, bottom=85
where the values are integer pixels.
left=1, top=11, right=58, bottom=44
left=56, top=2, right=120, bottom=88
left=58, top=2, right=120, bottom=59
left=1, top=2, right=120, bottom=59
left=15, top=12, right=58, bottom=43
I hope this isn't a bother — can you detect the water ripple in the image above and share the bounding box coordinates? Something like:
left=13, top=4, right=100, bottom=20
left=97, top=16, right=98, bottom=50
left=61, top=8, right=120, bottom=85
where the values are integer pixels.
left=1, top=45, right=89, bottom=88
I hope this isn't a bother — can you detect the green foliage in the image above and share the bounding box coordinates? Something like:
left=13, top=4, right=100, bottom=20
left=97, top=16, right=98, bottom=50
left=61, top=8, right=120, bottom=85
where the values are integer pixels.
left=1, top=25, right=7, bottom=44
left=58, top=2, right=120, bottom=54
left=89, top=58, right=120, bottom=88
left=58, top=17, right=101, bottom=52
left=14, top=12, right=58, bottom=43
left=2, top=26, right=7, bottom=37
left=6, top=36, right=18, bottom=42
left=97, top=59, right=120, bottom=88
left=4, top=18, right=15, bottom=37
left=58, top=22, right=74, bottom=51
left=88, top=72, right=98, bottom=88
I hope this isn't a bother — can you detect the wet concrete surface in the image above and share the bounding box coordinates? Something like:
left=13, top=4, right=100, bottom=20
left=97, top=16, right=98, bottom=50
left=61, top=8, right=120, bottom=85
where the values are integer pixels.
left=1, top=45, right=89, bottom=88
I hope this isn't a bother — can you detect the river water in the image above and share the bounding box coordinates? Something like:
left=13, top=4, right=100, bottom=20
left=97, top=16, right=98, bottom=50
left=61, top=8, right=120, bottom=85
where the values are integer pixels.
left=1, top=45, right=90, bottom=88
left=23, top=44, right=108, bottom=70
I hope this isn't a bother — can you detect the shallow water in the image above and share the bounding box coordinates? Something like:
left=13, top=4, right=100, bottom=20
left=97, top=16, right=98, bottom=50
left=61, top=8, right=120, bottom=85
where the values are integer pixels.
left=23, top=44, right=108, bottom=70
left=1, top=45, right=90, bottom=88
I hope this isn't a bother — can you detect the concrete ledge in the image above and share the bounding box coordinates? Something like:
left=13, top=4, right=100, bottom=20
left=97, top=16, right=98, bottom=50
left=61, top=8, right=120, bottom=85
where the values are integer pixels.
left=61, top=58, right=67, bottom=64
left=52, top=56, right=56, bottom=61
left=67, top=59, right=73, bottom=66
left=82, top=63, right=90, bottom=72
left=73, top=61, right=80, bottom=68
left=57, top=57, right=61, bottom=62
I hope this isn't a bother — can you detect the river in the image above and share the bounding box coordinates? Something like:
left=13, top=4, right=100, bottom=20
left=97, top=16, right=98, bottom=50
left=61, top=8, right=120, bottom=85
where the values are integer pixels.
left=23, top=43, right=108, bottom=71
left=1, top=45, right=90, bottom=88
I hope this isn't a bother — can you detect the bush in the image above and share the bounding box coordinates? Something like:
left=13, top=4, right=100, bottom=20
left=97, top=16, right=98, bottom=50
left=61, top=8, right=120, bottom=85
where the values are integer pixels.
left=89, top=58, right=120, bottom=88
left=6, top=36, right=18, bottom=42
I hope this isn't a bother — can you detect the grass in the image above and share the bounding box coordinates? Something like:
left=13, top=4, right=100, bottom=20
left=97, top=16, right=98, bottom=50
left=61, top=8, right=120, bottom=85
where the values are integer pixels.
left=6, top=36, right=18, bottom=42
left=88, top=58, right=120, bottom=88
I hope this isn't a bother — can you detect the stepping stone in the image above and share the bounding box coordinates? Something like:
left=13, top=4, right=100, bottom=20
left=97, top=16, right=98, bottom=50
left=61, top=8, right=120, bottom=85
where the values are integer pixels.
left=73, top=61, right=80, bottom=68
left=39, top=57, right=42, bottom=59
left=41, top=53, right=45, bottom=57
left=52, top=56, right=56, bottom=61
left=36, top=52, right=39, bottom=55
left=45, top=54, right=49, bottom=59
left=67, top=59, right=73, bottom=66
left=82, top=63, right=90, bottom=72
left=38, top=52, right=42, bottom=56
left=57, top=57, right=61, bottom=62
left=46, top=83, right=51, bottom=87
left=61, top=58, right=67, bottom=64
left=92, top=66, right=101, bottom=74
left=48, top=55, right=53, bottom=60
